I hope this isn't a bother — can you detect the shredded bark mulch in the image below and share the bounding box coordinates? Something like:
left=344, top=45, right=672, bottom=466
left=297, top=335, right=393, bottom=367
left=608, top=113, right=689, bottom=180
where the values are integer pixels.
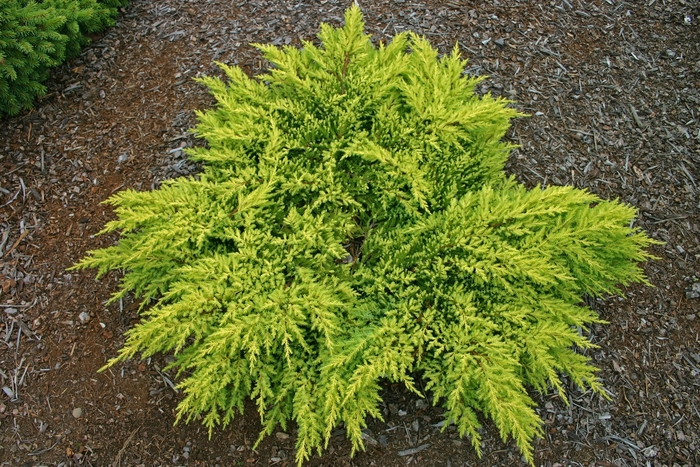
left=1, top=1, right=699, bottom=466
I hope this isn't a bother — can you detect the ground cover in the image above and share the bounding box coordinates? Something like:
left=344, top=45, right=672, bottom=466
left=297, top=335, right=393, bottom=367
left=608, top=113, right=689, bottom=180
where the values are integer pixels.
left=1, top=1, right=699, bottom=466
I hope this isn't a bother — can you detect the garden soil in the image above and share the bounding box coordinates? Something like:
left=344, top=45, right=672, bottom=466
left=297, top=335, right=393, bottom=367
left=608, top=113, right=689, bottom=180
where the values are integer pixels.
left=1, top=0, right=699, bottom=466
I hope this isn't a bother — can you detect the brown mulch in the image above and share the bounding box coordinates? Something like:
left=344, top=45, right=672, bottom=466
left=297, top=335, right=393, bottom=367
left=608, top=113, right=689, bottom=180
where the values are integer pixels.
left=1, top=1, right=699, bottom=466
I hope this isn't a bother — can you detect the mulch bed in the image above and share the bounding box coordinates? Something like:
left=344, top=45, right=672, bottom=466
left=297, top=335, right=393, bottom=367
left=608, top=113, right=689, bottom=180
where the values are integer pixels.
left=1, top=1, right=699, bottom=466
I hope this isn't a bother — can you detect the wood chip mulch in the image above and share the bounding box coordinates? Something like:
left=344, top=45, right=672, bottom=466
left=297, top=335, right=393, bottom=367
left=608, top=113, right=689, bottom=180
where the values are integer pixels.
left=1, top=1, right=699, bottom=466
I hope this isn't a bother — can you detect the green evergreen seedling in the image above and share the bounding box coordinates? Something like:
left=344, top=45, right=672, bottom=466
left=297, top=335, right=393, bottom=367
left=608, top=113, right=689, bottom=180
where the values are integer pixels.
left=74, top=7, right=656, bottom=465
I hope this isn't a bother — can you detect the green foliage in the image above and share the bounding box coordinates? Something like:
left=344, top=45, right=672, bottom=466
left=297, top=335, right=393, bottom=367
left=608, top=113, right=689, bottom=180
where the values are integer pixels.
left=96, top=0, right=129, bottom=8
left=73, top=7, right=656, bottom=465
left=0, top=0, right=123, bottom=115
left=47, top=0, right=116, bottom=58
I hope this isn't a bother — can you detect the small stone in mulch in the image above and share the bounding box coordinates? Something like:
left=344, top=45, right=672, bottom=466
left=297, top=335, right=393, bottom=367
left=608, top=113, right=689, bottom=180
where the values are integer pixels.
left=685, top=282, right=700, bottom=299
left=72, top=407, right=83, bottom=418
